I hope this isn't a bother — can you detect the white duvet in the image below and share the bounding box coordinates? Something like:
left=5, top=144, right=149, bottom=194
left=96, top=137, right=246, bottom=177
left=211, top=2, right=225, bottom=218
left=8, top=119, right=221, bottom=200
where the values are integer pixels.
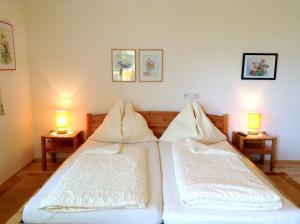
left=40, top=143, right=149, bottom=212
left=172, top=141, right=282, bottom=211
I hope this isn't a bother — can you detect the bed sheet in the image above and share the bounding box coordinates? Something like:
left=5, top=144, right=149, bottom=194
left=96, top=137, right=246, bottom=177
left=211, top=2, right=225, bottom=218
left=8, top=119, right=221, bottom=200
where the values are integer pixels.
left=159, top=141, right=300, bottom=224
left=23, top=140, right=162, bottom=224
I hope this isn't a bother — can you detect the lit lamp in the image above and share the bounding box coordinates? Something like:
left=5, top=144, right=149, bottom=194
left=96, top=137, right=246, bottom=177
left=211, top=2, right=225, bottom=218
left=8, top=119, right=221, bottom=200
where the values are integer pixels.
left=247, top=112, right=261, bottom=135
left=56, top=110, right=69, bottom=134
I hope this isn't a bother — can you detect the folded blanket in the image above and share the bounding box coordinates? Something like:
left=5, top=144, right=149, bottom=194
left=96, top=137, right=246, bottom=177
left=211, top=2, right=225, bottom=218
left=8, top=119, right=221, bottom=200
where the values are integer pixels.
left=184, top=140, right=237, bottom=156
left=40, top=144, right=149, bottom=212
left=172, top=142, right=282, bottom=211
left=79, top=141, right=122, bottom=155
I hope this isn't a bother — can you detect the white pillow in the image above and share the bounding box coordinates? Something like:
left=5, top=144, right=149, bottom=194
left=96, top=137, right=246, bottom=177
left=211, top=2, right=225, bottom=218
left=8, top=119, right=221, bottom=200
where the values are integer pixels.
left=159, top=102, right=199, bottom=142
left=89, top=100, right=124, bottom=142
left=192, top=101, right=226, bottom=144
left=122, top=104, right=157, bottom=143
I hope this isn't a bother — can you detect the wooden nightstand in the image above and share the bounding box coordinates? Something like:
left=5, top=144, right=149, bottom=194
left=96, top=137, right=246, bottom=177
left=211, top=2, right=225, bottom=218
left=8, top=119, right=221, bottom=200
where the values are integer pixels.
left=232, top=131, right=277, bottom=171
left=41, top=130, right=84, bottom=171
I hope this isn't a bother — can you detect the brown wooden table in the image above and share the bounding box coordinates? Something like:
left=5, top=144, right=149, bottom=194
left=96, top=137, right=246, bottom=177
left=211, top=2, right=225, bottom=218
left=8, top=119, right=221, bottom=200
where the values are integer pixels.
left=232, top=131, right=277, bottom=171
left=41, top=130, right=84, bottom=170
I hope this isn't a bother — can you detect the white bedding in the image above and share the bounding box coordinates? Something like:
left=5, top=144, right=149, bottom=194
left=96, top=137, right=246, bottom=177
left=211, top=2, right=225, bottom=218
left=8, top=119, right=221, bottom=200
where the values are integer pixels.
left=159, top=141, right=300, bottom=224
left=172, top=141, right=281, bottom=210
left=23, top=141, right=162, bottom=224
left=40, top=144, right=149, bottom=212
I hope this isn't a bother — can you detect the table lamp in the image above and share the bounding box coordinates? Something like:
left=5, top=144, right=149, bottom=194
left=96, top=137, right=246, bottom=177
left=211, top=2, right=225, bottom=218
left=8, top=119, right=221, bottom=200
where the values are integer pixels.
left=56, top=110, right=69, bottom=134
left=247, top=112, right=261, bottom=135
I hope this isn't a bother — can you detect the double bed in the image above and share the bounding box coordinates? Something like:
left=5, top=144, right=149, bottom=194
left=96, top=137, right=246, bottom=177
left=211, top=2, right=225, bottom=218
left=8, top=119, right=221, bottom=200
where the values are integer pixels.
left=22, top=111, right=300, bottom=224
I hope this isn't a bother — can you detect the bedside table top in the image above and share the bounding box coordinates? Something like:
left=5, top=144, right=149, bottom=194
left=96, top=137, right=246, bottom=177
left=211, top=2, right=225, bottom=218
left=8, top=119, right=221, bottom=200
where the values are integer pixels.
left=42, top=130, right=83, bottom=138
left=233, top=132, right=276, bottom=140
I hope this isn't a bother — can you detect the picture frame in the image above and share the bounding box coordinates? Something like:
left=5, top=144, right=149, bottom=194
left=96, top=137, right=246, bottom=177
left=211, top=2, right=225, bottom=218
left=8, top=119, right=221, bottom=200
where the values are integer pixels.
left=111, top=49, right=136, bottom=82
left=139, top=49, right=163, bottom=82
left=241, top=53, right=278, bottom=80
left=0, top=21, right=16, bottom=70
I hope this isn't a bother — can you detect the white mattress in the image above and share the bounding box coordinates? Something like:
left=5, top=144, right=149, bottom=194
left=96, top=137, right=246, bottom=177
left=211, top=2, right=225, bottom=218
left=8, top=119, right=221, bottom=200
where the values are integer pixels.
left=159, top=141, right=300, bottom=224
left=23, top=141, right=162, bottom=224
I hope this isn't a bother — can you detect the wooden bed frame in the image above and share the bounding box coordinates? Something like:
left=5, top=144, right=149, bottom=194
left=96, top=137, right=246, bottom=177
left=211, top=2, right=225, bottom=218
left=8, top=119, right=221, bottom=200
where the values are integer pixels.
left=86, top=111, right=228, bottom=138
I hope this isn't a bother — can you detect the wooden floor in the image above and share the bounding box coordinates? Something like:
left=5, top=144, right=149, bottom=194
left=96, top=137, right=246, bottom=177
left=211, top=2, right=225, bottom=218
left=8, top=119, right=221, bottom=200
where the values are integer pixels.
left=0, top=159, right=299, bottom=223
left=257, top=160, right=300, bottom=183
left=0, top=160, right=61, bottom=223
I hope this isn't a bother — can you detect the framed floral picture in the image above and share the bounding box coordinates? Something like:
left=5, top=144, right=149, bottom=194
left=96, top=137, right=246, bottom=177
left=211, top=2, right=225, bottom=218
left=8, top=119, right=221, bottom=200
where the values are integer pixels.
left=0, top=21, right=16, bottom=70
left=242, top=53, right=278, bottom=80
left=139, top=49, right=163, bottom=82
left=111, top=49, right=136, bottom=82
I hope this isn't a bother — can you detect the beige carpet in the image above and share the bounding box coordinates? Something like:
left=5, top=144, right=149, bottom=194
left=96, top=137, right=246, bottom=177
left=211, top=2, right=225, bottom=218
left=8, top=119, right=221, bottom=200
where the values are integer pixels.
left=5, top=172, right=300, bottom=224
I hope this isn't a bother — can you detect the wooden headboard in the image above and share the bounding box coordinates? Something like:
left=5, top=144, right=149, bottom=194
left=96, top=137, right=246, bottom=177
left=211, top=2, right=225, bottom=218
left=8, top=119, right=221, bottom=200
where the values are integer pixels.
left=87, top=111, right=228, bottom=139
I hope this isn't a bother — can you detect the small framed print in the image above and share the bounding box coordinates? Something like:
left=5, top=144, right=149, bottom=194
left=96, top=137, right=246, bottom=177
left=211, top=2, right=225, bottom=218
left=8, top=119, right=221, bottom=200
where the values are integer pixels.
left=111, top=49, right=136, bottom=82
left=0, top=21, right=16, bottom=70
left=139, top=49, right=163, bottom=82
left=242, top=53, right=278, bottom=80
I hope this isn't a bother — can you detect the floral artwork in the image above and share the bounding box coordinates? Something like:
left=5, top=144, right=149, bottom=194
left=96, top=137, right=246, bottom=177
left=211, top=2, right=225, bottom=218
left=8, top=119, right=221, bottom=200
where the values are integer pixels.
left=0, top=34, right=11, bottom=64
left=145, top=58, right=156, bottom=73
left=139, top=49, right=163, bottom=82
left=112, top=49, right=136, bottom=82
left=242, top=53, right=277, bottom=80
left=0, top=21, right=16, bottom=70
left=142, top=56, right=159, bottom=76
left=248, top=58, right=269, bottom=76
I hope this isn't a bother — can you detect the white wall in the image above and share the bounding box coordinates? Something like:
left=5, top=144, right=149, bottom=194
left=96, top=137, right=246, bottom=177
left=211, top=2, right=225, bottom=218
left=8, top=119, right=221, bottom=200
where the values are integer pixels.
left=0, top=0, right=33, bottom=184
left=25, top=0, right=300, bottom=159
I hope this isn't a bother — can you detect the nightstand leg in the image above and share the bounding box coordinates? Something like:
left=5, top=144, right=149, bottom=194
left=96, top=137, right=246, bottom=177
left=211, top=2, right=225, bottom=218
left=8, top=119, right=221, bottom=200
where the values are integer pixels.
left=270, top=154, right=274, bottom=171
left=41, top=137, right=47, bottom=171
left=270, top=139, right=277, bottom=171
left=238, top=139, right=244, bottom=153
left=73, top=137, right=78, bottom=152
left=51, top=153, right=56, bottom=162
left=260, top=154, right=265, bottom=164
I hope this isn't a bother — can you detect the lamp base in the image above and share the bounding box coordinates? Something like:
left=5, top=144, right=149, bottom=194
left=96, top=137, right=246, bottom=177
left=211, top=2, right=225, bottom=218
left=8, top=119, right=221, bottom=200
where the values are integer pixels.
left=56, top=130, right=68, bottom=134
left=248, top=130, right=259, bottom=135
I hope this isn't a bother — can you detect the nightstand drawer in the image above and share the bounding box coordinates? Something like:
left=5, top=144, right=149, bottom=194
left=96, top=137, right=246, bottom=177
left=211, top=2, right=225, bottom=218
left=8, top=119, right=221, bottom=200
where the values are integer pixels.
left=243, top=142, right=271, bottom=151
left=46, top=138, right=77, bottom=151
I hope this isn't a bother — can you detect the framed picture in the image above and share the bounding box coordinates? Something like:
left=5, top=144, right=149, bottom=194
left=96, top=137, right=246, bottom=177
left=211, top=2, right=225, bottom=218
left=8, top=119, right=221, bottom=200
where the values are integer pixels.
left=0, top=21, right=16, bottom=70
left=111, top=49, right=136, bottom=82
left=242, top=53, right=277, bottom=80
left=139, top=49, right=163, bottom=82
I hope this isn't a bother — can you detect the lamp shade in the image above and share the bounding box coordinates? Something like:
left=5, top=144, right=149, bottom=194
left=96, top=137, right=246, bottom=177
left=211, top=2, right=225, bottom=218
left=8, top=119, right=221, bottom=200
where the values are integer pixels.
left=56, top=110, right=69, bottom=133
left=247, top=112, right=261, bottom=130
